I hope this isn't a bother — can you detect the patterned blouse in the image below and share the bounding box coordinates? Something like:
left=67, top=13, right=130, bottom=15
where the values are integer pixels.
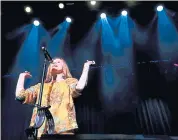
left=16, top=78, right=81, bottom=137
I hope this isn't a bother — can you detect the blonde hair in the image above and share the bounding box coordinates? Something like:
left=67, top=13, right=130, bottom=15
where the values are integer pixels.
left=45, top=58, right=72, bottom=83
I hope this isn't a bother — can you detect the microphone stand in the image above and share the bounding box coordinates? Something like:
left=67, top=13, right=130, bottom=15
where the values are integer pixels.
left=25, top=58, right=55, bottom=140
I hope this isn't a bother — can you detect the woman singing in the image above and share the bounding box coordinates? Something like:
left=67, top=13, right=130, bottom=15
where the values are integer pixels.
left=15, top=58, right=95, bottom=137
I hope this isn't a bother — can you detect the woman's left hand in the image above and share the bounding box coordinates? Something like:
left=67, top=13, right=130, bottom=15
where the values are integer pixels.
left=84, top=60, right=95, bottom=67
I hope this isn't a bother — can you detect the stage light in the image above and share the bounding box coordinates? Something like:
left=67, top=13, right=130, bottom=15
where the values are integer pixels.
left=25, top=6, right=31, bottom=13
left=66, top=17, right=72, bottom=23
left=121, top=10, right=127, bottom=16
left=90, top=1, right=96, bottom=5
left=100, top=13, right=106, bottom=19
left=59, top=3, right=64, bottom=9
left=33, top=20, right=40, bottom=26
left=157, top=5, right=163, bottom=11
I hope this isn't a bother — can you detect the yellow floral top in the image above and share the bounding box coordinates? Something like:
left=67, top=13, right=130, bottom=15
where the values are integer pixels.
left=16, top=78, right=81, bottom=137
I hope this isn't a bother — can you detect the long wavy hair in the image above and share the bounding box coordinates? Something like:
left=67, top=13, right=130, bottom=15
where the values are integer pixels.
left=45, top=58, right=72, bottom=83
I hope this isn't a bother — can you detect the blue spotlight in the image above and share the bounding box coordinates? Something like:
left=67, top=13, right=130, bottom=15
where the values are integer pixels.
left=100, top=13, right=106, bottom=19
left=157, top=5, right=163, bottom=11
left=33, top=20, right=40, bottom=26
left=121, top=10, right=127, bottom=16
left=66, top=17, right=72, bottom=23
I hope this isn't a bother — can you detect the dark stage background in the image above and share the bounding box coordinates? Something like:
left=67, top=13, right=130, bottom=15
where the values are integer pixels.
left=2, top=1, right=178, bottom=140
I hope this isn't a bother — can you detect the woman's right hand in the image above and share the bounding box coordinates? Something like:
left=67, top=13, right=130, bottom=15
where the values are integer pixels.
left=19, top=71, right=32, bottom=78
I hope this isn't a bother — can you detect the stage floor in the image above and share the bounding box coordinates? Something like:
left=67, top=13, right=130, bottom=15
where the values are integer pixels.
left=41, top=134, right=178, bottom=140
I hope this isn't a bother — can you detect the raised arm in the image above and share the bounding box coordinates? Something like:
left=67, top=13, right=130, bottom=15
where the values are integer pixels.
left=15, top=71, right=40, bottom=104
left=75, top=60, right=95, bottom=91
left=16, top=72, right=28, bottom=96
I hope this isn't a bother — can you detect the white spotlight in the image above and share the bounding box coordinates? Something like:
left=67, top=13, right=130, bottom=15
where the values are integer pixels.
left=33, top=20, right=40, bottom=26
left=66, top=17, right=72, bottom=23
left=90, top=1, right=96, bottom=5
left=121, top=10, right=127, bottom=16
left=25, top=6, right=31, bottom=13
left=157, top=5, right=163, bottom=11
left=59, top=3, right=64, bottom=9
left=100, top=13, right=106, bottom=19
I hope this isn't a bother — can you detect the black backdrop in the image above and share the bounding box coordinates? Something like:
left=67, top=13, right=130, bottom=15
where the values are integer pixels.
left=2, top=1, right=178, bottom=140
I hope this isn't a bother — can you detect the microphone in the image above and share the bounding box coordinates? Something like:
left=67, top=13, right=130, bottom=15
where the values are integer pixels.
left=41, top=47, right=53, bottom=63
